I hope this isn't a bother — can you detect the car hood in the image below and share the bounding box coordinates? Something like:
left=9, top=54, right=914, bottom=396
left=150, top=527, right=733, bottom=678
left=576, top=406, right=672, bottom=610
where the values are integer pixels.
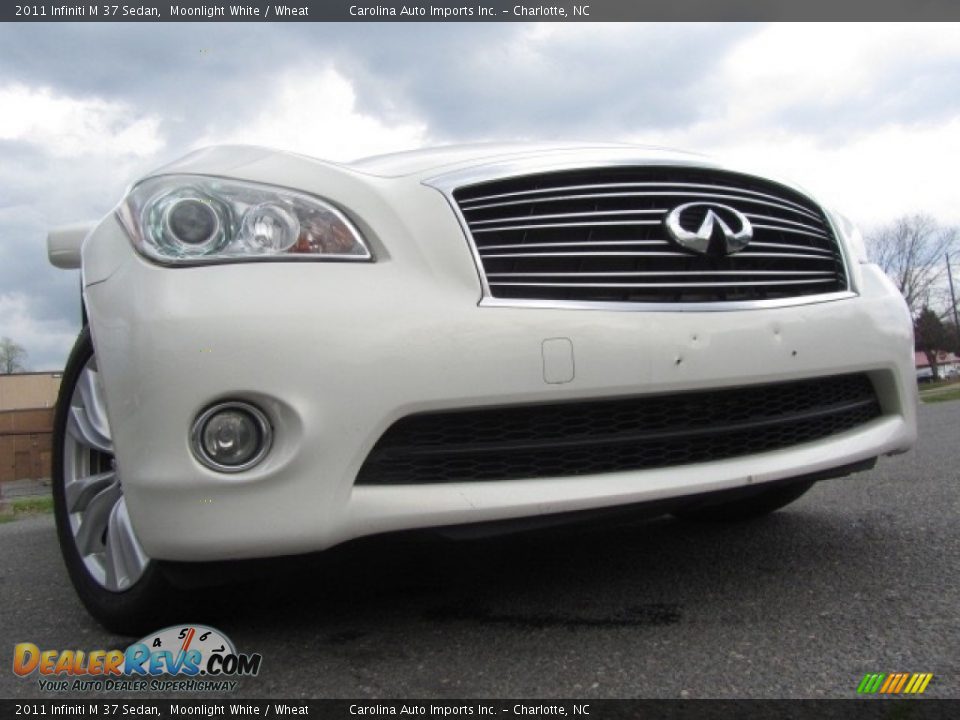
left=348, top=141, right=712, bottom=178
left=146, top=142, right=716, bottom=182
left=139, top=142, right=820, bottom=211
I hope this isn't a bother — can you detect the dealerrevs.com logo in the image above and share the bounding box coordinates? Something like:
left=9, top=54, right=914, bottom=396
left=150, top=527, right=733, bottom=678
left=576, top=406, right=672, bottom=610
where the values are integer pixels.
left=13, top=625, right=262, bottom=693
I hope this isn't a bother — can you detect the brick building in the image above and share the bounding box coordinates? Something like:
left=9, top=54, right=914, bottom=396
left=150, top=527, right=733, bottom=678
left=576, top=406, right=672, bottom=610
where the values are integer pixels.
left=0, top=372, right=61, bottom=483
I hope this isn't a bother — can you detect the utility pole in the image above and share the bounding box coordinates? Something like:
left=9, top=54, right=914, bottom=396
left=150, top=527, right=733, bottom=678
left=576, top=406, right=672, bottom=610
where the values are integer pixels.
left=948, top=253, right=960, bottom=352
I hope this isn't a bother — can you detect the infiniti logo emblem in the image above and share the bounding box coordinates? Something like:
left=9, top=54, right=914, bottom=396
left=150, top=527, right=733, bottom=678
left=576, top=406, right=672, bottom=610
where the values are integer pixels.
left=665, top=202, right=753, bottom=255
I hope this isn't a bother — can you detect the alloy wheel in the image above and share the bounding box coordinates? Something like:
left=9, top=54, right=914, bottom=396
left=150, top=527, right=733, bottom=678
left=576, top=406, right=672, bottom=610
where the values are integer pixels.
left=62, top=355, right=150, bottom=591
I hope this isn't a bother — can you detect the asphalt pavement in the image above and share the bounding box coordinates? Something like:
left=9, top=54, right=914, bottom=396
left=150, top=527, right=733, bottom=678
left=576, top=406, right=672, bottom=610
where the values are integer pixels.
left=2, top=401, right=958, bottom=699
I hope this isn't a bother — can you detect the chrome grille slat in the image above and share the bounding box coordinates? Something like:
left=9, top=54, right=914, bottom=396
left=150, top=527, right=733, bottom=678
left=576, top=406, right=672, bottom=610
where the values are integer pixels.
left=747, top=241, right=835, bottom=255
left=462, top=191, right=822, bottom=222
left=481, top=240, right=672, bottom=251
left=488, top=279, right=837, bottom=289
left=472, top=220, right=663, bottom=233
left=459, top=181, right=817, bottom=215
left=487, top=270, right=836, bottom=278
left=480, top=239, right=834, bottom=255
left=750, top=224, right=831, bottom=241
left=480, top=251, right=838, bottom=261
left=452, top=166, right=848, bottom=305
left=716, top=252, right=838, bottom=261
left=743, top=213, right=829, bottom=234
left=481, top=251, right=696, bottom=259
left=470, top=208, right=669, bottom=226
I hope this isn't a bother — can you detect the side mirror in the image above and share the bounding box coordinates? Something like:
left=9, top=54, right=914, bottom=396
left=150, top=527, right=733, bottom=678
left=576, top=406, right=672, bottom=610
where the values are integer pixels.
left=48, top=223, right=95, bottom=269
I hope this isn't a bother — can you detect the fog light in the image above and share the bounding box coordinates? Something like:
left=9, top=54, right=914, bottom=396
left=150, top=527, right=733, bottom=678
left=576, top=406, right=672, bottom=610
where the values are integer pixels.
left=191, top=402, right=272, bottom=472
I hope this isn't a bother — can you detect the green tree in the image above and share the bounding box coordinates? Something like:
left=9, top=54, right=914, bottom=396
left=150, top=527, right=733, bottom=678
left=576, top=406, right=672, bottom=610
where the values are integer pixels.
left=915, top=308, right=950, bottom=379
left=944, top=321, right=960, bottom=355
left=0, top=337, right=28, bottom=374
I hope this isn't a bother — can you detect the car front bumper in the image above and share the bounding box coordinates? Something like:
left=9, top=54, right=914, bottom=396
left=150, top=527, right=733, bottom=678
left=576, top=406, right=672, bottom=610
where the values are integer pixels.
left=84, top=216, right=917, bottom=562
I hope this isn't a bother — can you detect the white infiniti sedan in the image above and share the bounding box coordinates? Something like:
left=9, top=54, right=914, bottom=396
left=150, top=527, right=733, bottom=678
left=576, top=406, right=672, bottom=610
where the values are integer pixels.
left=47, top=143, right=917, bottom=632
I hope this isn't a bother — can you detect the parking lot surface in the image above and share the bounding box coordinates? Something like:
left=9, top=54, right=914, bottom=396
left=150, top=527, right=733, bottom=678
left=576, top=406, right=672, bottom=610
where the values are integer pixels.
left=2, top=402, right=958, bottom=699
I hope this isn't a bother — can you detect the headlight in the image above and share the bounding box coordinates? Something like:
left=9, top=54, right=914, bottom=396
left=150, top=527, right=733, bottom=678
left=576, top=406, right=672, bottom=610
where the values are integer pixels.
left=830, top=210, right=869, bottom=265
left=117, top=175, right=372, bottom=264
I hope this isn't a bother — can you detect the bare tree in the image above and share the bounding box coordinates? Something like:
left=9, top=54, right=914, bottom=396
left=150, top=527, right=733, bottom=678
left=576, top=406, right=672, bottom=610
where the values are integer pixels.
left=0, top=337, right=28, bottom=374
left=867, top=214, right=958, bottom=317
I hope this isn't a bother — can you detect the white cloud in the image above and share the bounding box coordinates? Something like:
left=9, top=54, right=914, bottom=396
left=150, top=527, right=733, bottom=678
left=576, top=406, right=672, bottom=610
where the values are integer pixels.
left=721, top=121, right=960, bottom=228
left=638, top=116, right=960, bottom=228
left=0, top=292, right=76, bottom=370
left=4, top=23, right=960, bottom=370
left=0, top=84, right=164, bottom=158
left=629, top=23, right=960, bottom=228
left=195, top=67, right=428, bottom=161
left=723, top=23, right=960, bottom=114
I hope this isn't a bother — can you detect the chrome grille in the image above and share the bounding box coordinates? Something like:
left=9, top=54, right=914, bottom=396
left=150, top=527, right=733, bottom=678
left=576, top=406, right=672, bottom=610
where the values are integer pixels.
left=452, top=166, right=848, bottom=305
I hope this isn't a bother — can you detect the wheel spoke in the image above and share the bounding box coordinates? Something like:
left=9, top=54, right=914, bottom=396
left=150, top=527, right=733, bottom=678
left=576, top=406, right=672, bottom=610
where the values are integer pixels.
left=68, top=405, right=113, bottom=454
left=74, top=479, right=121, bottom=557
left=65, top=470, right=115, bottom=514
left=104, top=499, right=150, bottom=592
left=61, top=352, right=151, bottom=592
left=77, top=368, right=112, bottom=444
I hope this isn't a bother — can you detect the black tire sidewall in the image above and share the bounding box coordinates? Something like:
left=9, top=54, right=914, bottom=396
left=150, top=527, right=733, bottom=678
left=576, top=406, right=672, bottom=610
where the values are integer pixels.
left=52, top=327, right=178, bottom=635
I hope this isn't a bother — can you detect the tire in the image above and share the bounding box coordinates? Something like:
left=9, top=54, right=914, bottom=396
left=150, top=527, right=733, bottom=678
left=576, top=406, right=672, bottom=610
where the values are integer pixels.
left=673, top=480, right=816, bottom=522
left=52, top=327, right=187, bottom=635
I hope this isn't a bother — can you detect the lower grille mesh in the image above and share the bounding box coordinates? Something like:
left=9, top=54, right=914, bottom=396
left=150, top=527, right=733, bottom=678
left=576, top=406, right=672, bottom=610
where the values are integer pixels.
left=356, top=374, right=881, bottom=485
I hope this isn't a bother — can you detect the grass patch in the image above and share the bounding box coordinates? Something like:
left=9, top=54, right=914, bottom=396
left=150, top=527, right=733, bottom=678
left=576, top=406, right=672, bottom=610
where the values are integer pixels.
left=0, top=495, right=54, bottom=523
left=919, top=377, right=960, bottom=392
left=922, top=387, right=960, bottom=404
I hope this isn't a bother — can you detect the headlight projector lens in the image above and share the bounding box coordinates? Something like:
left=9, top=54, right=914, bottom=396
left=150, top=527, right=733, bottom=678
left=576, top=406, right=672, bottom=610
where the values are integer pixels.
left=166, top=198, right=221, bottom=247
left=191, top=402, right=272, bottom=473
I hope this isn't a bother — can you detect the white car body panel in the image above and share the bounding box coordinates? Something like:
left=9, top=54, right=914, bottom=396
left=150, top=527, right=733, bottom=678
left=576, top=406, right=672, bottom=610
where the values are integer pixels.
left=47, top=222, right=94, bottom=269
left=56, top=144, right=917, bottom=561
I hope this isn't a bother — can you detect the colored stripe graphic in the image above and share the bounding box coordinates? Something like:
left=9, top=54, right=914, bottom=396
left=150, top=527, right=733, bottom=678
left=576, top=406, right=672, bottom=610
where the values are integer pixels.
left=912, top=674, right=933, bottom=694
left=893, top=674, right=909, bottom=693
left=857, top=672, right=932, bottom=694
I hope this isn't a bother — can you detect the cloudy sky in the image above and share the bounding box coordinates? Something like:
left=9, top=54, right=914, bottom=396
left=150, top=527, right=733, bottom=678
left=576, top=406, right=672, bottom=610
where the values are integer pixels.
left=1, top=22, right=959, bottom=370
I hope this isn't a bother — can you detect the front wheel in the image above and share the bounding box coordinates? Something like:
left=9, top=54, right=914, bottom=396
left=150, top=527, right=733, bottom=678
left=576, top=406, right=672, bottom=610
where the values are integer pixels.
left=52, top=328, right=185, bottom=634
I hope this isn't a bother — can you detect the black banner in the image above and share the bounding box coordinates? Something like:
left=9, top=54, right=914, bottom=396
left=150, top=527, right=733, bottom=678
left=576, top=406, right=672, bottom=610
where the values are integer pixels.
left=4, top=0, right=960, bottom=22
left=3, top=700, right=960, bottom=720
